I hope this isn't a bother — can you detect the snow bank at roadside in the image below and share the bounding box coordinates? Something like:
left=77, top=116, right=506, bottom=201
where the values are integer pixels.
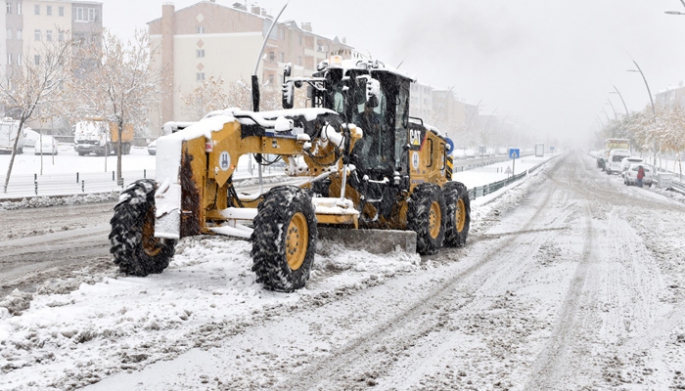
left=0, top=192, right=119, bottom=211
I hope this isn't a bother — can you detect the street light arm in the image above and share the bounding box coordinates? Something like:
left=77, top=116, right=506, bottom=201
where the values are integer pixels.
left=631, top=59, right=656, bottom=117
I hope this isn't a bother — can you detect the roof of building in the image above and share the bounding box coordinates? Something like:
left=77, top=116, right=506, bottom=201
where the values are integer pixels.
left=147, top=0, right=352, bottom=48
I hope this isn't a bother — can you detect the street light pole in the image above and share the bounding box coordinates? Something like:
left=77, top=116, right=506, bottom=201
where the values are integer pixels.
left=628, top=59, right=657, bottom=163
left=601, top=106, right=611, bottom=122
left=611, top=85, right=630, bottom=117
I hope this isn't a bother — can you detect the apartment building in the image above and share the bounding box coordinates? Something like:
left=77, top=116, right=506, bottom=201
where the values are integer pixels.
left=147, top=1, right=354, bottom=129
left=655, top=84, right=685, bottom=108
left=4, top=0, right=102, bottom=76
left=409, top=81, right=433, bottom=122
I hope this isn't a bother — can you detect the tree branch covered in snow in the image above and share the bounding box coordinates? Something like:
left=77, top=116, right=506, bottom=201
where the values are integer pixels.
left=72, top=29, right=165, bottom=182
left=0, top=37, right=74, bottom=193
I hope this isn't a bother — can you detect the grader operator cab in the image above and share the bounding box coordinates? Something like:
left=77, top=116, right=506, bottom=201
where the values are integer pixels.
left=109, top=57, right=471, bottom=292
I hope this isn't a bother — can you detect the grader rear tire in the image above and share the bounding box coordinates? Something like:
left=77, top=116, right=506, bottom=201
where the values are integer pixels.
left=408, top=183, right=446, bottom=255
left=443, top=181, right=471, bottom=248
left=251, top=186, right=317, bottom=292
left=109, top=179, right=176, bottom=276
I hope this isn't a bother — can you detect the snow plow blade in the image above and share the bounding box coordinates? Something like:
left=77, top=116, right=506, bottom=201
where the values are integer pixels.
left=317, top=227, right=417, bottom=254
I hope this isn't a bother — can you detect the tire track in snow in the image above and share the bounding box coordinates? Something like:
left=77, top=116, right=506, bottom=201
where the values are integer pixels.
left=276, top=167, right=562, bottom=390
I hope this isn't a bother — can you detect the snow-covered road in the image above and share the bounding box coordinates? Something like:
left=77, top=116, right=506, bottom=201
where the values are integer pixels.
left=2, top=152, right=685, bottom=391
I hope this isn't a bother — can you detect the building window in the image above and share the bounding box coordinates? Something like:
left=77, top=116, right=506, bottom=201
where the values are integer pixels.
left=280, top=52, right=285, bottom=62
left=268, top=51, right=275, bottom=61
left=298, top=56, right=302, bottom=66
left=16, top=3, right=21, bottom=14
left=47, top=5, right=52, bottom=16
left=298, top=35, right=302, bottom=45
left=197, top=26, right=204, bottom=34
left=279, top=29, right=285, bottom=40
left=17, top=54, right=21, bottom=66
left=34, top=5, right=39, bottom=15
left=6, top=2, right=11, bottom=14
left=7, top=54, right=12, bottom=65
left=75, top=7, right=92, bottom=21
left=6, top=29, right=11, bottom=40
left=196, top=49, right=205, bottom=58
left=17, top=29, right=21, bottom=39
left=196, top=73, right=205, bottom=81
left=46, top=30, right=53, bottom=42
left=34, top=55, right=40, bottom=66
left=58, top=31, right=64, bottom=42
left=59, top=6, right=64, bottom=16
left=34, top=29, right=41, bottom=41
left=269, top=74, right=274, bottom=84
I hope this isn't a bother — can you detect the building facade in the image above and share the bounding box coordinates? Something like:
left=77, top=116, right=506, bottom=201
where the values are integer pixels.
left=148, top=0, right=354, bottom=131
left=655, top=85, right=685, bottom=108
left=4, top=0, right=101, bottom=77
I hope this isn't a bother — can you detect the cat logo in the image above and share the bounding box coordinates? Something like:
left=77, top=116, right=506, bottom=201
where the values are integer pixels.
left=410, top=129, right=422, bottom=147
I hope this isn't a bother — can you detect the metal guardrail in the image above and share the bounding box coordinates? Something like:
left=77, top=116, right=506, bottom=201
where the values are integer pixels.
left=1, top=155, right=554, bottom=202
left=467, top=156, right=556, bottom=201
left=0, top=169, right=154, bottom=198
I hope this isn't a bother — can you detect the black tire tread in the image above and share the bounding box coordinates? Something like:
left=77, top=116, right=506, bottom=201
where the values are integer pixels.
left=407, top=183, right=446, bottom=255
left=443, top=181, right=471, bottom=247
left=109, top=179, right=176, bottom=276
left=251, top=186, right=317, bottom=292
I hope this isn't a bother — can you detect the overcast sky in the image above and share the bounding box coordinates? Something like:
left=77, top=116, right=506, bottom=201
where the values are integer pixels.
left=102, top=0, right=685, bottom=146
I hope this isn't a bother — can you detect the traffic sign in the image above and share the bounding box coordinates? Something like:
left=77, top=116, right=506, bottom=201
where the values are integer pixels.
left=508, top=148, right=520, bottom=159
left=550, top=146, right=555, bottom=151
left=445, top=138, right=454, bottom=153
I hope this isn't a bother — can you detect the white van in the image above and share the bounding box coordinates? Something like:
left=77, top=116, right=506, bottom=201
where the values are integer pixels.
left=605, top=149, right=631, bottom=174
left=0, top=119, right=26, bottom=154
left=620, top=156, right=643, bottom=173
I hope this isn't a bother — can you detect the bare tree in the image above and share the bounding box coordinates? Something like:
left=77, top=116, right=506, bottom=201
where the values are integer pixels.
left=74, top=29, right=163, bottom=183
left=180, top=75, right=287, bottom=120
left=0, top=38, right=73, bottom=193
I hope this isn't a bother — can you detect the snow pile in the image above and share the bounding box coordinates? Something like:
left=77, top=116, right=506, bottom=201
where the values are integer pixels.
left=0, top=192, right=119, bottom=211
left=0, top=234, right=420, bottom=390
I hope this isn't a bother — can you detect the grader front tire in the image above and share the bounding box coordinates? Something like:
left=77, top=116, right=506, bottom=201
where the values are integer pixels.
left=408, top=183, right=446, bottom=255
left=109, top=179, right=176, bottom=276
left=251, top=186, right=317, bottom=292
left=443, top=181, right=471, bottom=248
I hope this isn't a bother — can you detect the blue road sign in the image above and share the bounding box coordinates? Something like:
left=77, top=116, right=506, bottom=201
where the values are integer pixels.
left=508, top=148, right=520, bottom=159
left=445, top=138, right=454, bottom=153
left=550, top=146, right=555, bottom=151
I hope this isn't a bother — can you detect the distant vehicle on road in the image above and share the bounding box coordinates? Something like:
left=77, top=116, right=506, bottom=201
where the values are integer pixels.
left=147, top=139, right=157, bottom=155
left=465, top=149, right=475, bottom=158
left=34, top=135, right=58, bottom=155
left=620, top=156, right=643, bottom=173
left=22, top=128, right=39, bottom=147
left=0, top=119, right=26, bottom=154
left=623, top=163, right=654, bottom=186
left=605, top=149, right=631, bottom=174
left=74, top=120, right=134, bottom=156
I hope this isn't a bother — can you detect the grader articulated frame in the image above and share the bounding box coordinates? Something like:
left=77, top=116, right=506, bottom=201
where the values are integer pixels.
left=109, top=57, right=471, bottom=292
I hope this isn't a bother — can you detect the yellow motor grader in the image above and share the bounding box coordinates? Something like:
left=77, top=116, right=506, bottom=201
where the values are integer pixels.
left=109, top=57, right=471, bottom=292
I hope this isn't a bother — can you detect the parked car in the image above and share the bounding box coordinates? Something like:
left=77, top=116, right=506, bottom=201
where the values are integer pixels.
left=147, top=139, right=157, bottom=155
left=605, top=149, right=631, bottom=174
left=22, top=128, right=40, bottom=147
left=0, top=119, right=26, bottom=154
left=623, top=163, right=654, bottom=186
left=620, top=156, right=643, bottom=173
left=34, top=135, right=58, bottom=155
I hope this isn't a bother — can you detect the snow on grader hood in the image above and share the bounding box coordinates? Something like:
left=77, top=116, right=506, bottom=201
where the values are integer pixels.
left=109, top=58, right=471, bottom=292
